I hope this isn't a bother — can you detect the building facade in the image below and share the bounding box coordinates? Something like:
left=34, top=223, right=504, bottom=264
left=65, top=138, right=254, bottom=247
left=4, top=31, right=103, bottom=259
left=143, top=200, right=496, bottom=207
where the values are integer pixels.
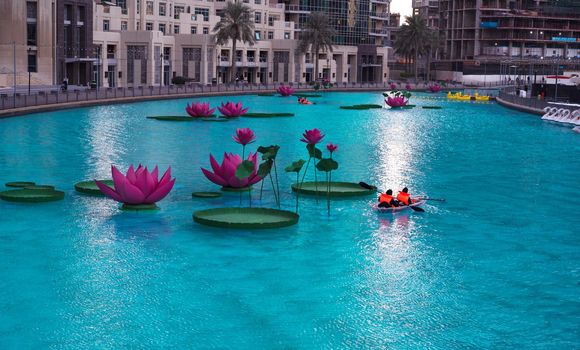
left=435, top=0, right=580, bottom=81
left=92, top=0, right=391, bottom=88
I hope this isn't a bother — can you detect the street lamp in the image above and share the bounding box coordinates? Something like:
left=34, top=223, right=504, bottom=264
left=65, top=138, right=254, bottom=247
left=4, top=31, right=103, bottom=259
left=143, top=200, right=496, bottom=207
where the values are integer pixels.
left=27, top=47, right=31, bottom=95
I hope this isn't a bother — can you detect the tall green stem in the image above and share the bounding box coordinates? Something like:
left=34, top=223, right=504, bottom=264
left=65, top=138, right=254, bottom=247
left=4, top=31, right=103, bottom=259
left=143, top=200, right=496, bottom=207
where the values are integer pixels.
left=259, top=178, right=265, bottom=200
left=273, top=159, right=280, bottom=208
left=314, top=166, right=319, bottom=204
left=300, top=157, right=311, bottom=186
left=240, top=144, right=245, bottom=206
left=269, top=173, right=279, bottom=205
left=295, top=172, right=300, bottom=214
left=327, top=171, right=331, bottom=216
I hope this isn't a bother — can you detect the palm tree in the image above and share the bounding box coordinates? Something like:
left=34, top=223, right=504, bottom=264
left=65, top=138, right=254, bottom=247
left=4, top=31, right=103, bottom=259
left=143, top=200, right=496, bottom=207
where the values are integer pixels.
left=213, top=1, right=255, bottom=83
left=394, top=15, right=431, bottom=80
left=298, top=12, right=336, bottom=82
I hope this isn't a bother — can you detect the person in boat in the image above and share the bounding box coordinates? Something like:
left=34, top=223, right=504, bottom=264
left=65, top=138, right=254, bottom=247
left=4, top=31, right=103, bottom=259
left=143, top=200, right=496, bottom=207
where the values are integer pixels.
left=378, top=189, right=399, bottom=208
left=397, top=187, right=414, bottom=206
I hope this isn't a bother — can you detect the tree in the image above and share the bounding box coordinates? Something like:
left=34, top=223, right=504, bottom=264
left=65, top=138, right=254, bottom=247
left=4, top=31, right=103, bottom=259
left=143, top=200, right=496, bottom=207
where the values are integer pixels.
left=298, top=12, right=337, bottom=82
left=213, top=1, right=255, bottom=83
left=394, top=15, right=432, bottom=80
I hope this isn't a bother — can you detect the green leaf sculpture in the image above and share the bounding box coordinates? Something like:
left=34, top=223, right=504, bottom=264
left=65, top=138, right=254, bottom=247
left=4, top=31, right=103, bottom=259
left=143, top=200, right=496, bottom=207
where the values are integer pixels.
left=235, top=160, right=256, bottom=180
left=315, top=158, right=339, bottom=172
left=257, top=145, right=280, bottom=161
left=258, top=159, right=273, bottom=178
left=285, top=159, right=306, bottom=173
left=306, top=144, right=322, bottom=160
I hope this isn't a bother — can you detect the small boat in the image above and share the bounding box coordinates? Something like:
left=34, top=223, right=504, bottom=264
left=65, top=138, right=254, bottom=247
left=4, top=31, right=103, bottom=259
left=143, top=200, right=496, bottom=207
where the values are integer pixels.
left=447, top=91, right=472, bottom=100
left=372, top=199, right=426, bottom=213
left=474, top=93, right=490, bottom=101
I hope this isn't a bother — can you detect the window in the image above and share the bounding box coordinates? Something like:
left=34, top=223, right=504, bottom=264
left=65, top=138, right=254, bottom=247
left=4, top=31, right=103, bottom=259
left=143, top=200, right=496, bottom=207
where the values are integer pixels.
left=255, top=0, right=261, bottom=4
left=190, top=26, right=197, bottom=34
left=255, top=31, right=261, bottom=40
left=103, top=20, right=110, bottom=31
left=26, top=2, right=37, bottom=46
left=284, top=32, right=290, bottom=39
left=77, top=6, right=85, bottom=24
left=159, top=23, right=166, bottom=34
left=195, top=8, right=209, bottom=21
left=107, top=45, right=116, bottom=59
left=255, top=12, right=261, bottom=24
left=136, top=21, right=140, bottom=30
left=175, top=6, right=184, bottom=19
left=268, top=31, right=273, bottom=40
left=64, top=4, right=72, bottom=23
left=121, top=21, right=128, bottom=31
left=136, top=0, right=140, bottom=14
left=27, top=50, right=37, bottom=73
left=146, top=1, right=153, bottom=15
left=203, top=27, right=209, bottom=34
left=159, top=3, right=166, bottom=16
left=146, top=22, right=153, bottom=31
left=268, top=16, right=275, bottom=26
left=174, top=25, right=180, bottom=34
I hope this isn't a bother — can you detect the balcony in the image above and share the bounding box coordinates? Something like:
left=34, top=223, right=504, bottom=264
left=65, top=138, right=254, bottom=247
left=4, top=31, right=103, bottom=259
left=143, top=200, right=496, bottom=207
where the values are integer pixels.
left=285, top=5, right=310, bottom=14
left=369, top=29, right=390, bottom=37
left=370, top=0, right=390, bottom=4
left=370, top=13, right=390, bottom=21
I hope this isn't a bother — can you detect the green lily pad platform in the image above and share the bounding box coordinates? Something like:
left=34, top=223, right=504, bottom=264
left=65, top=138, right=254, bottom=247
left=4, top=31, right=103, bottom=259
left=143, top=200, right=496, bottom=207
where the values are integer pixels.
left=192, top=191, right=223, bottom=198
left=0, top=188, right=65, bottom=203
left=291, top=181, right=375, bottom=197
left=75, top=180, right=113, bottom=196
left=5, top=181, right=36, bottom=188
left=221, top=186, right=252, bottom=193
left=294, top=93, right=322, bottom=98
left=121, top=203, right=159, bottom=211
left=422, top=106, right=443, bottom=109
left=242, top=112, right=294, bottom=118
left=24, top=185, right=55, bottom=190
left=340, top=104, right=383, bottom=110
left=147, top=115, right=226, bottom=122
left=193, top=207, right=299, bottom=229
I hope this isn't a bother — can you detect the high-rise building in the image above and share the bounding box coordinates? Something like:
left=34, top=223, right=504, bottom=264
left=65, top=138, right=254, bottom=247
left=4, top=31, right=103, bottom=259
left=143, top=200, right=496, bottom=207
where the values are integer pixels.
left=413, top=0, right=439, bottom=28
left=435, top=0, right=580, bottom=81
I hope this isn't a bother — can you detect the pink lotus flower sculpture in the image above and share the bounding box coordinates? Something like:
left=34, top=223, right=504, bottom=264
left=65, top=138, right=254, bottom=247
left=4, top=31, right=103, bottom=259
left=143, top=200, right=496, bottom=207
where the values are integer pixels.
left=277, top=85, right=295, bottom=96
left=201, top=153, right=262, bottom=188
left=405, top=84, right=412, bottom=90
left=386, top=96, right=409, bottom=108
left=217, top=101, right=248, bottom=118
left=233, top=128, right=256, bottom=146
left=428, top=84, right=442, bottom=93
left=96, top=165, right=175, bottom=207
left=326, top=143, right=338, bottom=153
left=389, top=83, right=397, bottom=90
left=185, top=102, right=215, bottom=118
left=300, top=128, right=325, bottom=144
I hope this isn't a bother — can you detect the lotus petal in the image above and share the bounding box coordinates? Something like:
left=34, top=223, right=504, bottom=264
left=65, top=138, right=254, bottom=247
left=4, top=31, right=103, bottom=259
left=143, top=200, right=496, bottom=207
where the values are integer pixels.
left=201, top=168, right=228, bottom=186
left=144, top=178, right=175, bottom=203
left=95, top=180, right=123, bottom=202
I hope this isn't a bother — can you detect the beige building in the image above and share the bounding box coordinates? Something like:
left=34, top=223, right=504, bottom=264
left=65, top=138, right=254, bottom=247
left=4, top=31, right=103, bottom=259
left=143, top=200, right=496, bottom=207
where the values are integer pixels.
left=0, top=0, right=57, bottom=87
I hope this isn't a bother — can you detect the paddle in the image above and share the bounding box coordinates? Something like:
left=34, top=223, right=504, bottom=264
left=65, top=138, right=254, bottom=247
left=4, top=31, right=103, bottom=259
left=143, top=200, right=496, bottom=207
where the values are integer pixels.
left=358, top=182, right=425, bottom=212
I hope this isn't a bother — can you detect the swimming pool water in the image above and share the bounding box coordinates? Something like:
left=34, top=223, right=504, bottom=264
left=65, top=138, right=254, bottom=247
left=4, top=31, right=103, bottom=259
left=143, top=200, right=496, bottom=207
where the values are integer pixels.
left=0, top=92, right=579, bottom=349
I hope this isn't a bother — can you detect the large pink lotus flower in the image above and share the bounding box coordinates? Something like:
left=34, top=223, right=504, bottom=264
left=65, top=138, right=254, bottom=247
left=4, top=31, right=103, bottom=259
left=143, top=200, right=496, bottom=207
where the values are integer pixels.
left=96, top=165, right=175, bottom=205
left=386, top=96, right=409, bottom=108
left=233, top=128, right=255, bottom=146
left=300, top=128, right=325, bottom=144
left=217, top=101, right=248, bottom=118
left=201, top=153, right=262, bottom=188
left=277, top=85, right=295, bottom=96
left=185, top=102, right=215, bottom=118
left=428, top=84, right=442, bottom=93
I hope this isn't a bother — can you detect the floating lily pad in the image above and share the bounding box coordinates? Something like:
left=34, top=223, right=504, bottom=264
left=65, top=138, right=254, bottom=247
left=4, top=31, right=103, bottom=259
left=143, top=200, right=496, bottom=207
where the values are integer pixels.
left=422, top=106, right=443, bottom=109
left=5, top=181, right=36, bottom=188
left=294, top=93, right=322, bottom=98
left=75, top=180, right=113, bottom=196
left=193, top=207, right=299, bottom=229
left=121, top=203, right=159, bottom=211
left=221, top=186, right=252, bottom=193
left=201, top=117, right=230, bottom=122
left=291, top=181, right=375, bottom=197
left=0, top=189, right=64, bottom=203
left=192, top=191, right=223, bottom=198
left=340, top=104, right=383, bottom=110
left=242, top=112, right=294, bottom=118
left=147, top=116, right=196, bottom=121
left=24, top=185, right=55, bottom=190
left=402, top=105, right=416, bottom=109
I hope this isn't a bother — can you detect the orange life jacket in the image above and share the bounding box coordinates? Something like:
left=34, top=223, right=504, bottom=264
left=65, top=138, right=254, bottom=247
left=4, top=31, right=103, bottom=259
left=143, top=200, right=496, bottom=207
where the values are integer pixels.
left=379, top=194, right=394, bottom=206
left=397, top=191, right=412, bottom=206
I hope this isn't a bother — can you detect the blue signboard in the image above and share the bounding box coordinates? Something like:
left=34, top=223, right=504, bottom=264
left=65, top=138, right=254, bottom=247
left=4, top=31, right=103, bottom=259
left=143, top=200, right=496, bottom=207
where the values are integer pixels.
left=551, top=37, right=577, bottom=43
left=480, top=22, right=498, bottom=28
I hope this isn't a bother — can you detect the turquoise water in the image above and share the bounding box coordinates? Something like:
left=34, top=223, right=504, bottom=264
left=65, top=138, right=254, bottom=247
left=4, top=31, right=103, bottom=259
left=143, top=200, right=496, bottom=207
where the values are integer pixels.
left=0, top=92, right=579, bottom=349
